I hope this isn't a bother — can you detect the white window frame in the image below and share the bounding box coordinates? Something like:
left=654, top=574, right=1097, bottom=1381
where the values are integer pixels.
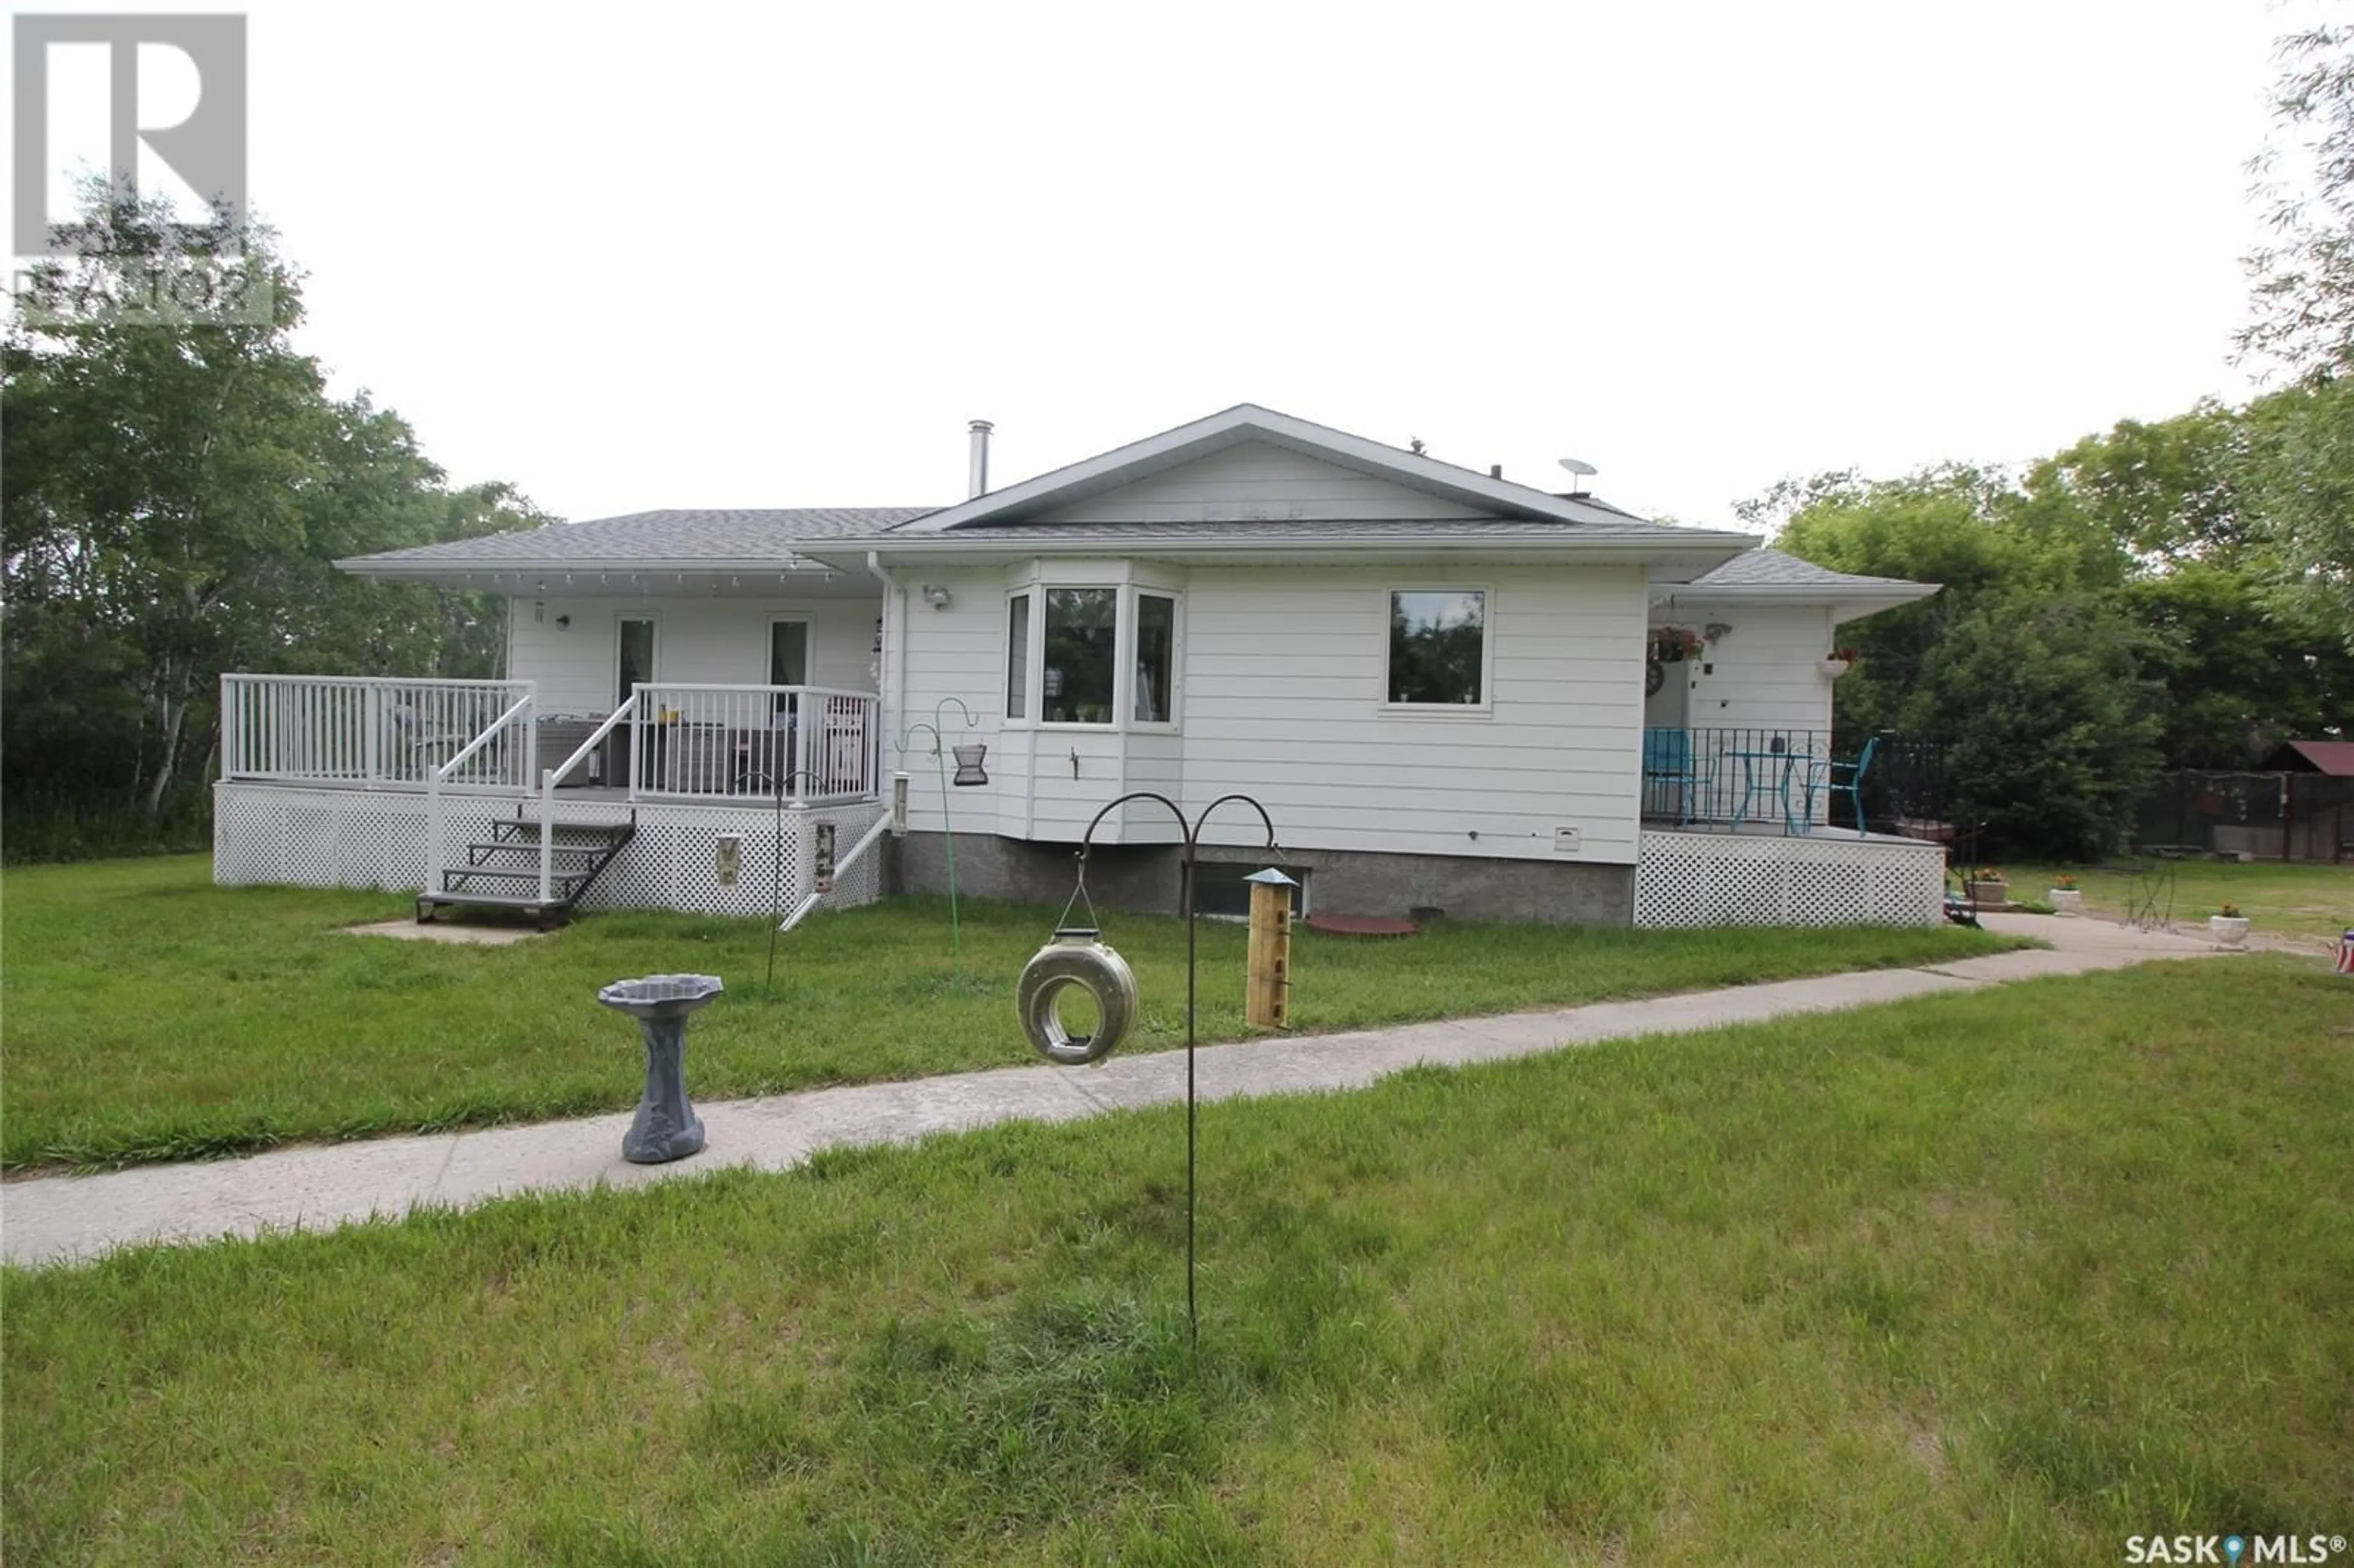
left=1129, top=587, right=1182, bottom=733
left=764, top=615, right=812, bottom=688
left=1001, top=589, right=1034, bottom=729
left=1378, top=584, right=1495, bottom=716
left=1004, top=581, right=1184, bottom=733
left=615, top=611, right=660, bottom=707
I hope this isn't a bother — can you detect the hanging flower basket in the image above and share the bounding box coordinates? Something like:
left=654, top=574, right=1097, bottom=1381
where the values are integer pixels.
left=1651, top=627, right=1705, bottom=664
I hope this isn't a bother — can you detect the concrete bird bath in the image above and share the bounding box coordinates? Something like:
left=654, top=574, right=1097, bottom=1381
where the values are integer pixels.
left=596, top=973, right=723, bottom=1163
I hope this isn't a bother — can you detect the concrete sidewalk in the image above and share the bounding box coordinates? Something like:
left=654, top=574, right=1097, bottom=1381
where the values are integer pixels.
left=1, top=915, right=2235, bottom=1269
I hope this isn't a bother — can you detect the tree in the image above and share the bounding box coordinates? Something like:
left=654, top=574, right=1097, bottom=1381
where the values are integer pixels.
left=2238, top=20, right=2354, bottom=629
left=2241, top=376, right=2354, bottom=637
left=1907, top=599, right=2163, bottom=861
left=2, top=183, right=546, bottom=857
left=2244, top=22, right=2354, bottom=381
left=2123, top=562, right=2353, bottom=766
left=1767, top=466, right=2159, bottom=856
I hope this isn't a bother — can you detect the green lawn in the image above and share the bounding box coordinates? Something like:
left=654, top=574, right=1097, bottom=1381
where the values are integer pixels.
left=2004, top=857, right=2353, bottom=945
left=6, top=957, right=2345, bottom=1564
left=0, top=854, right=2023, bottom=1172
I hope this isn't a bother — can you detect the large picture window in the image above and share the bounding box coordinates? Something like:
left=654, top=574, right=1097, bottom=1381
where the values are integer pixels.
left=1387, top=589, right=1487, bottom=707
left=1042, top=588, right=1118, bottom=725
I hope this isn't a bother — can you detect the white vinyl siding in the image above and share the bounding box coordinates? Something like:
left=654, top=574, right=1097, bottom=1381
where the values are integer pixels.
left=892, top=561, right=1650, bottom=857
left=506, top=596, right=878, bottom=716
left=894, top=569, right=1013, bottom=837
left=1034, top=441, right=1490, bottom=523
left=1179, top=565, right=1648, bottom=864
left=1666, top=603, right=1835, bottom=737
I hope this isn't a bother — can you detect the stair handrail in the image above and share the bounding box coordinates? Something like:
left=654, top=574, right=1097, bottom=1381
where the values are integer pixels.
left=424, top=690, right=535, bottom=897
left=536, top=695, right=638, bottom=904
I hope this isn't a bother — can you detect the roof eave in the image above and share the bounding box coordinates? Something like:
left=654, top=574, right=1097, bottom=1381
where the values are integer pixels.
left=1653, top=580, right=1944, bottom=621
left=335, top=553, right=847, bottom=580
left=821, top=531, right=1755, bottom=568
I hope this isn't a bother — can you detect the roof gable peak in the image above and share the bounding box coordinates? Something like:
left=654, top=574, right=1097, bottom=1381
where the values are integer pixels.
left=896, top=403, right=1647, bottom=533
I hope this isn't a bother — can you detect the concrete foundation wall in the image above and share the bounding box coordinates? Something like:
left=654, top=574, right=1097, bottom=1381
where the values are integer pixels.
left=888, top=831, right=1634, bottom=925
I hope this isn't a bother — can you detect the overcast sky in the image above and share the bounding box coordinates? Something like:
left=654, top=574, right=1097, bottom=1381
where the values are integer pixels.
left=11, top=0, right=2310, bottom=527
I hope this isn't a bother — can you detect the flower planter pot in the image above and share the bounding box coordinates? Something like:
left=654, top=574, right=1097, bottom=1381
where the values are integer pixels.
left=2209, top=915, right=2250, bottom=946
left=2049, top=889, right=2083, bottom=915
left=1817, top=658, right=1851, bottom=677
left=1964, top=878, right=2009, bottom=910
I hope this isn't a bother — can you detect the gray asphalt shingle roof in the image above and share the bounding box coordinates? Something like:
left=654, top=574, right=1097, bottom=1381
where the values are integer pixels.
left=341, top=503, right=1745, bottom=570
left=1689, top=547, right=1920, bottom=589
left=344, top=508, right=943, bottom=568
left=927, top=516, right=1709, bottom=542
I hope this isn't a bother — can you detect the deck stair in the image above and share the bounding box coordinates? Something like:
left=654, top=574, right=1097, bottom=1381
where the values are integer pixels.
left=417, top=808, right=635, bottom=927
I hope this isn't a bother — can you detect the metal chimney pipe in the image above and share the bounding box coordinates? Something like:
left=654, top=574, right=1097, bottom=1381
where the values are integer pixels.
left=967, top=419, right=994, bottom=498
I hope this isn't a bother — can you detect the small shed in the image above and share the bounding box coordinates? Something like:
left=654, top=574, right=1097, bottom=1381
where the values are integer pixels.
left=2259, top=739, right=2354, bottom=776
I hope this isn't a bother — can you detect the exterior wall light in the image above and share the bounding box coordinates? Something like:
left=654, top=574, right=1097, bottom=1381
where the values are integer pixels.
left=922, top=584, right=953, bottom=609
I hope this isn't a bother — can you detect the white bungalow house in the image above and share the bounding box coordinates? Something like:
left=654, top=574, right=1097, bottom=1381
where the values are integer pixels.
left=214, top=403, right=1943, bottom=927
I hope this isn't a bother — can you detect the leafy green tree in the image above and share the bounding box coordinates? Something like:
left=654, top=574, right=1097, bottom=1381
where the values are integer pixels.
left=1767, top=466, right=2158, bottom=856
left=1906, top=598, right=2164, bottom=860
left=2244, top=21, right=2354, bottom=381
left=2, top=184, right=545, bottom=858
left=2237, top=21, right=2354, bottom=628
left=2025, top=402, right=2252, bottom=566
left=2122, top=563, right=2353, bottom=766
left=2241, top=377, right=2354, bottom=637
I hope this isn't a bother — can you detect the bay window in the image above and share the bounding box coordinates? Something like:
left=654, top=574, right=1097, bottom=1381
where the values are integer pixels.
left=1003, top=582, right=1181, bottom=729
left=1042, top=588, right=1117, bottom=724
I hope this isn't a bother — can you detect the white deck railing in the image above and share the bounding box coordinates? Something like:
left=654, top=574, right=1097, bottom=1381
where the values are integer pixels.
left=424, top=690, right=539, bottom=891
left=628, top=684, right=879, bottom=804
left=219, top=674, right=883, bottom=808
left=220, top=675, right=536, bottom=788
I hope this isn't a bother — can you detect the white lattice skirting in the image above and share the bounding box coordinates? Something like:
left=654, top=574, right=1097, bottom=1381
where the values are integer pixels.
left=1633, top=828, right=1945, bottom=927
left=213, top=782, right=884, bottom=918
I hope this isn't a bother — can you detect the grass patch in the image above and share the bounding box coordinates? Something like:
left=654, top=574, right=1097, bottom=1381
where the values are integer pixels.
left=5, top=957, right=2346, bottom=1563
left=1, top=854, right=2024, bottom=1171
left=2009, top=858, right=2352, bottom=945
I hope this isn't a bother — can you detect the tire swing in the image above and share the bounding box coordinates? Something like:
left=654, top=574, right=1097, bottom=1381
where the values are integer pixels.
left=1018, top=857, right=1138, bottom=1065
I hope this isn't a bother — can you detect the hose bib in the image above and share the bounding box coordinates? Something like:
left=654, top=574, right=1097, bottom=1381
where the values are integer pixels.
left=1016, top=928, right=1139, bottom=1065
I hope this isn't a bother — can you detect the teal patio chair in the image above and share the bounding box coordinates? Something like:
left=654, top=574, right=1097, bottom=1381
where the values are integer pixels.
left=1643, top=727, right=1715, bottom=825
left=1822, top=735, right=1879, bottom=835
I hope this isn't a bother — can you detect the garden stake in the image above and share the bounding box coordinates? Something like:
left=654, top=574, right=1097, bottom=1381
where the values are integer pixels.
left=1070, top=791, right=1281, bottom=1350
left=896, top=697, right=981, bottom=980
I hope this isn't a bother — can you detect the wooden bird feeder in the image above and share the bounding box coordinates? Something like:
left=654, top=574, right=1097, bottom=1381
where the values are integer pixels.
left=1243, top=867, right=1298, bottom=1028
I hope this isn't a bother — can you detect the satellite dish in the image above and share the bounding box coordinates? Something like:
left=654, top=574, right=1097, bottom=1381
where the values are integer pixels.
left=1558, top=457, right=1598, bottom=496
